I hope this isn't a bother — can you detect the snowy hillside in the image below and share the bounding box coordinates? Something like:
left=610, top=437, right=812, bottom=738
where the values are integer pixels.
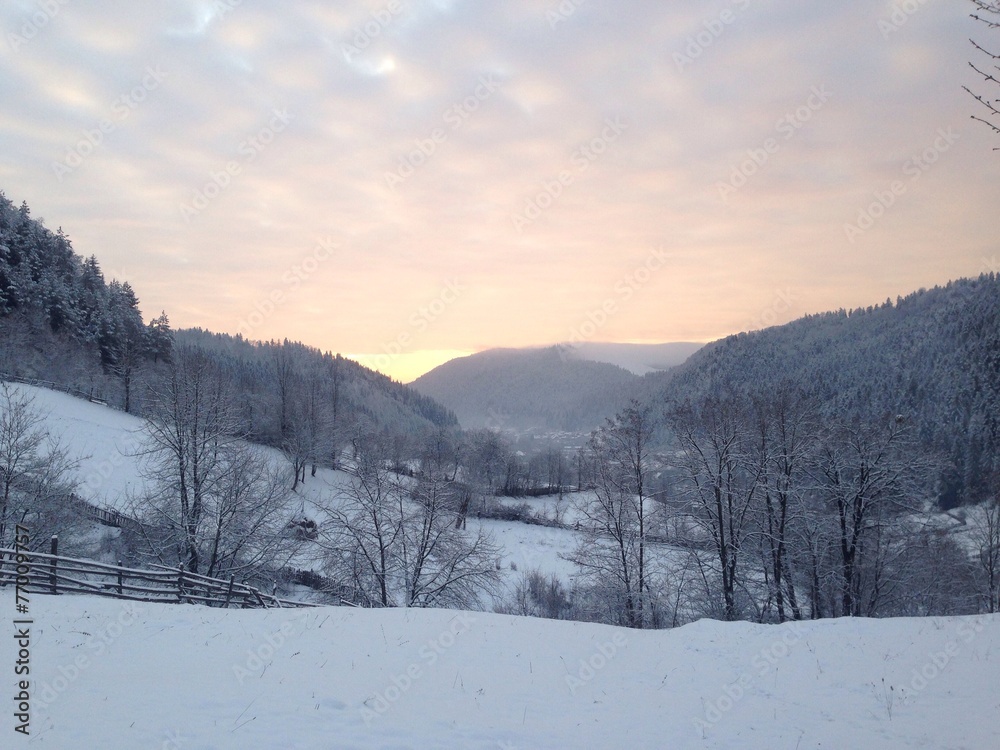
left=5, top=591, right=997, bottom=749
left=9, top=382, right=578, bottom=593
left=7, top=381, right=352, bottom=518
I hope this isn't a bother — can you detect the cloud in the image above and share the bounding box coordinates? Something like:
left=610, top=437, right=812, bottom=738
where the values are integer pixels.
left=0, top=0, right=997, bottom=379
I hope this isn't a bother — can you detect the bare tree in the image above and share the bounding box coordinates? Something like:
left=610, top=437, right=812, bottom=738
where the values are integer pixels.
left=811, top=416, right=935, bottom=617
left=749, top=388, right=816, bottom=622
left=0, top=383, right=81, bottom=551
left=320, top=443, right=400, bottom=606
left=137, top=349, right=242, bottom=574
left=397, top=475, right=502, bottom=608
left=566, top=403, right=659, bottom=628
left=466, top=429, right=509, bottom=496
left=970, top=476, right=1000, bottom=612
left=965, top=0, right=1000, bottom=146
left=667, top=395, right=763, bottom=621
left=317, top=434, right=501, bottom=609
left=199, top=443, right=298, bottom=578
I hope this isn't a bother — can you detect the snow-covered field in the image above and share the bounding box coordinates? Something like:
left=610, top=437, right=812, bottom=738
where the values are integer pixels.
left=3, top=591, right=997, bottom=749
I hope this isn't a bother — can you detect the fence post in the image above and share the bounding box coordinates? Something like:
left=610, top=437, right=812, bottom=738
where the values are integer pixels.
left=117, top=561, right=124, bottom=595
left=177, top=564, right=185, bottom=603
left=223, top=576, right=236, bottom=608
left=49, top=536, right=58, bottom=594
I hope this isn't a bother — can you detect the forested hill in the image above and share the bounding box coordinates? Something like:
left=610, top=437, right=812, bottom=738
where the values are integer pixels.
left=175, top=329, right=457, bottom=441
left=644, top=275, right=1000, bottom=507
left=411, top=346, right=638, bottom=430
left=0, top=191, right=169, bottom=388
left=0, top=190, right=456, bottom=444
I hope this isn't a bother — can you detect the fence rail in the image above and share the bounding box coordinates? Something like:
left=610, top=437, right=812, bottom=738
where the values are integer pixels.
left=1, top=371, right=109, bottom=406
left=0, top=540, right=320, bottom=610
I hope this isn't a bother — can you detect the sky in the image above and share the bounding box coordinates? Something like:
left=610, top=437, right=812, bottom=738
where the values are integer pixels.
left=1, top=0, right=998, bottom=382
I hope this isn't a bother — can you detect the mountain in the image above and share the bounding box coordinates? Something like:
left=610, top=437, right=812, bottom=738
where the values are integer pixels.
left=0, top=191, right=166, bottom=398
left=174, top=328, right=458, bottom=445
left=566, top=341, right=704, bottom=375
left=411, top=346, right=641, bottom=430
left=410, top=342, right=704, bottom=431
left=643, top=275, right=1000, bottom=506
left=0, top=190, right=456, bottom=445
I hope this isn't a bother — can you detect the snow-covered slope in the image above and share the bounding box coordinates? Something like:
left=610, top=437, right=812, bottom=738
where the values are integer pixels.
left=9, top=382, right=577, bottom=592
left=7, top=381, right=353, bottom=516
left=10, top=382, right=150, bottom=512
left=5, top=591, right=997, bottom=749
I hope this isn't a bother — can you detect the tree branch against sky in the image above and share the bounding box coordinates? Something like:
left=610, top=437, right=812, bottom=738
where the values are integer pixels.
left=965, top=0, right=1000, bottom=147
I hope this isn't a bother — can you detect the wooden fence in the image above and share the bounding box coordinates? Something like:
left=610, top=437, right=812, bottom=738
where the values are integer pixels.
left=0, top=371, right=109, bottom=406
left=0, top=539, right=320, bottom=610
left=66, top=493, right=146, bottom=537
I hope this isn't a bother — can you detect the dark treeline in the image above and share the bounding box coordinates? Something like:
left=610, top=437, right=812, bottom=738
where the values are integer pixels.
left=0, top=192, right=171, bottom=407
left=0, top=191, right=457, bottom=453
left=641, top=274, right=1000, bottom=509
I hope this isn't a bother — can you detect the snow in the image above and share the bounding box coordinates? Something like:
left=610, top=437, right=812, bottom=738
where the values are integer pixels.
left=8, top=380, right=355, bottom=519
left=9, top=381, right=1000, bottom=747
left=471, top=518, right=580, bottom=581
left=11, top=382, right=580, bottom=592
left=4, top=591, right=998, bottom=749
left=8, top=383, right=150, bottom=512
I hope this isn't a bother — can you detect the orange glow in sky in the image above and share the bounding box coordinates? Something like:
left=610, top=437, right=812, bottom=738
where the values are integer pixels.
left=1, top=2, right=998, bottom=381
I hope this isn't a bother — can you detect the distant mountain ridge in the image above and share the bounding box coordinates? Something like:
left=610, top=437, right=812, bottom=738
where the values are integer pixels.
left=560, top=341, right=704, bottom=375
left=410, top=342, right=704, bottom=430
left=0, top=189, right=457, bottom=442
left=411, top=345, right=643, bottom=430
